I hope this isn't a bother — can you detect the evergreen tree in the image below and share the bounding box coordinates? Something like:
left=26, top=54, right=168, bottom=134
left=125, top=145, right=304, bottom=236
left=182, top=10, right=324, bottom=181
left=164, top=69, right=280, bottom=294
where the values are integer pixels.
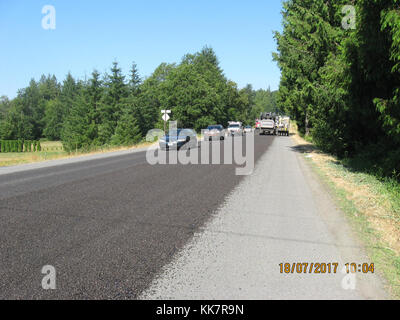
left=98, top=62, right=128, bottom=144
left=43, top=74, right=77, bottom=140
left=129, top=62, right=141, bottom=95
left=111, top=101, right=142, bottom=146
left=61, top=93, right=97, bottom=152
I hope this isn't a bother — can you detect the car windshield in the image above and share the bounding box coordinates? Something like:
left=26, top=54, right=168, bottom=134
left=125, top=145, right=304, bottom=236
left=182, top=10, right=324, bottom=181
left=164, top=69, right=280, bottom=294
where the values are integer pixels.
left=208, top=126, right=222, bottom=131
left=229, top=124, right=240, bottom=128
left=167, top=130, right=183, bottom=136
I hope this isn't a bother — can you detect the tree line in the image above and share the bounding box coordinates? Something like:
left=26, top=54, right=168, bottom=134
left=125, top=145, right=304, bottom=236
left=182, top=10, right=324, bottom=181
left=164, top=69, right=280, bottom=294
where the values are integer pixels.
left=0, top=47, right=278, bottom=152
left=274, top=0, right=400, bottom=177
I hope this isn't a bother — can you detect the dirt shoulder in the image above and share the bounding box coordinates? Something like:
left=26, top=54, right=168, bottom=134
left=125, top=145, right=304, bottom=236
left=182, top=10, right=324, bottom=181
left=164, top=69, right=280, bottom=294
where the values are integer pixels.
left=291, top=128, right=400, bottom=299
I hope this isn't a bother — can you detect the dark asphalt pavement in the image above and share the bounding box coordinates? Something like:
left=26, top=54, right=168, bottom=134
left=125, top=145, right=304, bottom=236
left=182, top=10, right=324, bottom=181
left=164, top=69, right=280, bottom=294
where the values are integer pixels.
left=0, top=135, right=272, bottom=299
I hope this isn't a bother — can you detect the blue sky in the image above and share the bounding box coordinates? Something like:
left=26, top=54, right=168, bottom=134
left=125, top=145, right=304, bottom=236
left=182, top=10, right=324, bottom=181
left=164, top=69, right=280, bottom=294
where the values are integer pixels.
left=0, top=0, right=283, bottom=99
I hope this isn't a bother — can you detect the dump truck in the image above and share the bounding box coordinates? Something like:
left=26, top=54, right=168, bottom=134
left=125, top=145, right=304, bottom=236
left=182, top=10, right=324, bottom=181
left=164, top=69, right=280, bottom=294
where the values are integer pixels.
left=259, top=112, right=277, bottom=135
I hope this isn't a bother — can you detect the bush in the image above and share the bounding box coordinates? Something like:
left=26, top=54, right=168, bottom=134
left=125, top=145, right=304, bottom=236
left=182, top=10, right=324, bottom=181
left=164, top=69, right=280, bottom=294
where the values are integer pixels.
left=342, top=139, right=400, bottom=181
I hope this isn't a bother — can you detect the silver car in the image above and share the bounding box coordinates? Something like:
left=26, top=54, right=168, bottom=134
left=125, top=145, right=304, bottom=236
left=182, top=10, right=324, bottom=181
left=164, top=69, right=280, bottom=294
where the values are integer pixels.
left=159, top=129, right=198, bottom=151
left=204, top=125, right=225, bottom=141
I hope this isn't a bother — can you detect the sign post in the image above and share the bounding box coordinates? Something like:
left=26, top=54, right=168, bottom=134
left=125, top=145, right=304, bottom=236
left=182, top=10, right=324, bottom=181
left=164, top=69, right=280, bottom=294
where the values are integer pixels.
left=161, top=110, right=171, bottom=136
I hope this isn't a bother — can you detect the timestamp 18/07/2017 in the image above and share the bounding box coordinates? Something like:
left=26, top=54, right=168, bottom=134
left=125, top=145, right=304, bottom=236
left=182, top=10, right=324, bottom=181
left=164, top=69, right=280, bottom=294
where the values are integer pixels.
left=279, top=263, right=375, bottom=274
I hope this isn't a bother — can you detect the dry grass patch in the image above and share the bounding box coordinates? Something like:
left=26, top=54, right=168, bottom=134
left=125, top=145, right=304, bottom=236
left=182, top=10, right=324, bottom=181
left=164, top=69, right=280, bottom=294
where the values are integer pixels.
left=0, top=141, right=155, bottom=167
left=291, top=125, right=400, bottom=298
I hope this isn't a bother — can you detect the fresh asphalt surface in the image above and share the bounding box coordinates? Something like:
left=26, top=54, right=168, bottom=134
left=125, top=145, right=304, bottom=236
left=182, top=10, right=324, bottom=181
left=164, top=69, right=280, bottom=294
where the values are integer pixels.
left=0, top=135, right=271, bottom=299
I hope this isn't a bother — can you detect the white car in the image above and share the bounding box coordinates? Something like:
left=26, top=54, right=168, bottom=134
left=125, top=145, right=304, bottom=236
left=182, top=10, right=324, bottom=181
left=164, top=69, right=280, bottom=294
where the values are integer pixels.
left=244, top=126, right=253, bottom=134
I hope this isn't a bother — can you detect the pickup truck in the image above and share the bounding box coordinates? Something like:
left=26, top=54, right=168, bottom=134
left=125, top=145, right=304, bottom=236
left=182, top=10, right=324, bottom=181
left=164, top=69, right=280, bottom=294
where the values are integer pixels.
left=259, top=119, right=276, bottom=135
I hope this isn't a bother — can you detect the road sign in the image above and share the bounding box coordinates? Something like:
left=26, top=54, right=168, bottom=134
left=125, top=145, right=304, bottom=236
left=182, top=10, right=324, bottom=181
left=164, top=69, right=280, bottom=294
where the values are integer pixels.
left=161, top=110, right=172, bottom=135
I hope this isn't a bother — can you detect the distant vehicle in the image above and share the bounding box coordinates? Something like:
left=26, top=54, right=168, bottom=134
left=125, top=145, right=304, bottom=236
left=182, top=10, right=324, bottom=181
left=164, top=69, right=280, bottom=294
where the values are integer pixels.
left=204, top=125, right=225, bottom=141
left=244, top=126, right=253, bottom=134
left=255, top=120, right=261, bottom=130
left=260, top=119, right=276, bottom=135
left=227, top=122, right=243, bottom=136
left=278, top=117, right=290, bottom=136
left=260, top=112, right=277, bottom=121
left=159, top=129, right=198, bottom=150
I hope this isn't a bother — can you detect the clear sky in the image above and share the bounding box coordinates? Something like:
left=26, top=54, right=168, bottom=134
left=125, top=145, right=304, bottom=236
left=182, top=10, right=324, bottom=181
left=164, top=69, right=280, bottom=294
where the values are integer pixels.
left=0, top=0, right=283, bottom=99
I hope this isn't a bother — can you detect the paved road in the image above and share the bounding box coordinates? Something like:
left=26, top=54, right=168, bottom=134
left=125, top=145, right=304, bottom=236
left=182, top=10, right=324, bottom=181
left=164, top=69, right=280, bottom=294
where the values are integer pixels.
left=0, top=135, right=270, bottom=299
left=141, top=136, right=388, bottom=300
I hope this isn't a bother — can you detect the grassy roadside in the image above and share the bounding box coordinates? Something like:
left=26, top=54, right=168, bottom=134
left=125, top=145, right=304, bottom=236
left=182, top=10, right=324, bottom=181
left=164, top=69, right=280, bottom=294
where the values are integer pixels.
left=291, top=124, right=400, bottom=299
left=0, top=140, right=154, bottom=167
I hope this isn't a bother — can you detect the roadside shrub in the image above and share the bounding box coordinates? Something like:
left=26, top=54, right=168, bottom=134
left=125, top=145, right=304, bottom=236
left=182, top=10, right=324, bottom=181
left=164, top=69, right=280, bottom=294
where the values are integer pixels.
left=0, top=140, right=41, bottom=153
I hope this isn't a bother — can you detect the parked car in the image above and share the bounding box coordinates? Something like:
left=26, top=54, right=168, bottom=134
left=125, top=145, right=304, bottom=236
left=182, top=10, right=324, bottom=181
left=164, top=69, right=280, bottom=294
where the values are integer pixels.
left=227, top=122, right=243, bottom=136
left=159, top=129, right=198, bottom=150
left=204, top=125, right=225, bottom=141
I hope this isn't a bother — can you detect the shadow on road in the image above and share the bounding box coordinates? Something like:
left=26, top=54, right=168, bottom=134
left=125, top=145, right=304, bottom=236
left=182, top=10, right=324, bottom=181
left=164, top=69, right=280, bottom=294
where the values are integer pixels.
left=290, top=143, right=318, bottom=154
